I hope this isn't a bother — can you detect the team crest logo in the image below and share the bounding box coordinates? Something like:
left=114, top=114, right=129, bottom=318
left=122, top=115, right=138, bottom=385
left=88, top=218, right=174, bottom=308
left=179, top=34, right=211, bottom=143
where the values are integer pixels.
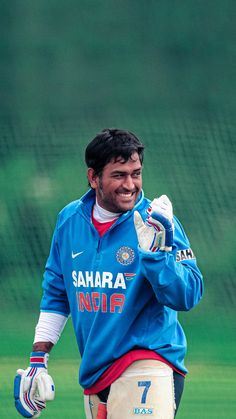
left=116, top=246, right=135, bottom=265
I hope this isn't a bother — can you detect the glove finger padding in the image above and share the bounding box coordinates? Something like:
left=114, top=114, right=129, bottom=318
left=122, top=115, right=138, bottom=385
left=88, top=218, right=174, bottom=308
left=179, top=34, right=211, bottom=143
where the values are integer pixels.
left=150, top=195, right=173, bottom=218
left=134, top=194, right=174, bottom=252
left=148, top=195, right=174, bottom=251
left=14, top=369, right=43, bottom=418
left=36, top=373, right=55, bottom=401
left=134, top=211, right=163, bottom=252
left=14, top=352, right=55, bottom=418
left=148, top=212, right=173, bottom=250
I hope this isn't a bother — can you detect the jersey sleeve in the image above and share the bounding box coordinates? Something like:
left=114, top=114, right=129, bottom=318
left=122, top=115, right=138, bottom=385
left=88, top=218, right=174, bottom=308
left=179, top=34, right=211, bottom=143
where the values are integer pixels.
left=138, top=216, right=204, bottom=311
left=40, top=217, right=70, bottom=316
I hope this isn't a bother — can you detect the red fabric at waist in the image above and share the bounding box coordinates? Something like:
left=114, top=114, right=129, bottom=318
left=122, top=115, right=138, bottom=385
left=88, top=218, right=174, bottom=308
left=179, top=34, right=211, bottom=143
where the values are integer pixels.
left=84, top=349, right=185, bottom=395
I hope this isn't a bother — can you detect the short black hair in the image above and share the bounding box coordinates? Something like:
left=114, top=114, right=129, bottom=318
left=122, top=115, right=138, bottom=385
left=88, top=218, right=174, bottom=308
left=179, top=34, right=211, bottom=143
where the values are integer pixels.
left=85, top=128, right=144, bottom=176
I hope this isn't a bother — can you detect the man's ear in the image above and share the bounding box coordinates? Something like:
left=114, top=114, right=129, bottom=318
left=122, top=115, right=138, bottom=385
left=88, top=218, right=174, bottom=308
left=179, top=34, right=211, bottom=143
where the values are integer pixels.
left=87, top=168, right=98, bottom=189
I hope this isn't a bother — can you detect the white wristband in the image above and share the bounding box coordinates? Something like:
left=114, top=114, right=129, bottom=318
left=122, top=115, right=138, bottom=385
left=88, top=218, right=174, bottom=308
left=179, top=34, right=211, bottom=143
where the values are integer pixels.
left=34, top=312, right=68, bottom=345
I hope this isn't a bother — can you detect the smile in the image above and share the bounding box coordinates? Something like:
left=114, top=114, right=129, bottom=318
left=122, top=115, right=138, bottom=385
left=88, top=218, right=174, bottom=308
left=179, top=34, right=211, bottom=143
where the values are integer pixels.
left=118, top=192, right=135, bottom=198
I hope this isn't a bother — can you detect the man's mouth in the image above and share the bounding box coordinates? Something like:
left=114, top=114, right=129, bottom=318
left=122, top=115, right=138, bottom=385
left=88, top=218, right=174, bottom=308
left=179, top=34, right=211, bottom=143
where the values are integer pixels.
left=117, top=190, right=137, bottom=198
left=119, top=192, right=133, bottom=197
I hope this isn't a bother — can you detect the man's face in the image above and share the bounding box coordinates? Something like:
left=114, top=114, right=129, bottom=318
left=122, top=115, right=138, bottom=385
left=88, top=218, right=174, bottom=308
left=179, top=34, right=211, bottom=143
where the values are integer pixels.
left=87, top=152, right=142, bottom=213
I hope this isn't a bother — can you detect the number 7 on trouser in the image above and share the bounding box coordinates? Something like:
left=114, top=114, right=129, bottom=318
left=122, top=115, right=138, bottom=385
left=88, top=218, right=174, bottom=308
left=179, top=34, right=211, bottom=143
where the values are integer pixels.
left=84, top=360, right=176, bottom=418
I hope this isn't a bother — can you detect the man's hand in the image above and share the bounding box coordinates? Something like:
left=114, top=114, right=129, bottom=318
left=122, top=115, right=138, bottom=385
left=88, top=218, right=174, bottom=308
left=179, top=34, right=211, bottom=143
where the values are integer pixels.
left=134, top=195, right=174, bottom=252
left=14, top=352, right=55, bottom=418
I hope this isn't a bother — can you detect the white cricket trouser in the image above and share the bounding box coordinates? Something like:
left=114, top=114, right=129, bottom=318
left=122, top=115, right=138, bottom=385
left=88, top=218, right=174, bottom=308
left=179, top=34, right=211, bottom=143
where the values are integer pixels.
left=84, top=359, right=176, bottom=418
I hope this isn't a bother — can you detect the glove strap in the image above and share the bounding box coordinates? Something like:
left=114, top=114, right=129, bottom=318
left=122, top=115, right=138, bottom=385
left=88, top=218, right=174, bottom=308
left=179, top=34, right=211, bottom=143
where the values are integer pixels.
left=30, top=351, right=49, bottom=368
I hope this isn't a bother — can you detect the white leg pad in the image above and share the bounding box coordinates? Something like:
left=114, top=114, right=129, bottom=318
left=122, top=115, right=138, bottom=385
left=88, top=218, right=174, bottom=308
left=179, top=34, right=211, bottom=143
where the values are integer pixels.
left=107, top=360, right=175, bottom=418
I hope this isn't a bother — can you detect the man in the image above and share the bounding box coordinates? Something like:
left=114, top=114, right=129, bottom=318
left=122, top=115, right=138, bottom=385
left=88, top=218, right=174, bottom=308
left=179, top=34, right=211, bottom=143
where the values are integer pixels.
left=14, top=128, right=204, bottom=418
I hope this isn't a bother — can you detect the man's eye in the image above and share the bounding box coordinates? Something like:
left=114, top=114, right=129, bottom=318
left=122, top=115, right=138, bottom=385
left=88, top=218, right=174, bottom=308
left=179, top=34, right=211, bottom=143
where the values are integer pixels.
left=112, top=174, right=123, bottom=178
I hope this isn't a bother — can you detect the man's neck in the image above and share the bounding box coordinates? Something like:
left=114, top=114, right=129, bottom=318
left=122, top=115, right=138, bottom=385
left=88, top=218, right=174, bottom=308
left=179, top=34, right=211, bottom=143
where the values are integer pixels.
left=93, top=199, right=121, bottom=222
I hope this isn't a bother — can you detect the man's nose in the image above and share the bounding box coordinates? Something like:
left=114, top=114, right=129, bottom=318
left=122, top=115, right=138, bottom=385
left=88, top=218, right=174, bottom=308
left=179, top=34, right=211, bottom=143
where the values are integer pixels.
left=122, top=175, right=135, bottom=190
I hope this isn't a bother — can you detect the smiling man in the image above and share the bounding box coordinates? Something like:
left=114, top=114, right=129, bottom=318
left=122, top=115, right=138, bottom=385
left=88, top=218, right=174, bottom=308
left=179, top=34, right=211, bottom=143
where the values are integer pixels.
left=85, top=129, right=143, bottom=213
left=14, top=128, right=204, bottom=419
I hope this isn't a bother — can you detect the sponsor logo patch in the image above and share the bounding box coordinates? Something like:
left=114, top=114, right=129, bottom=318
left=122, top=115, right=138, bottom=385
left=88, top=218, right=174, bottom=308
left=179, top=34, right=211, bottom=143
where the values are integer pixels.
left=176, top=248, right=195, bottom=262
left=116, top=246, right=135, bottom=265
left=133, top=407, right=153, bottom=415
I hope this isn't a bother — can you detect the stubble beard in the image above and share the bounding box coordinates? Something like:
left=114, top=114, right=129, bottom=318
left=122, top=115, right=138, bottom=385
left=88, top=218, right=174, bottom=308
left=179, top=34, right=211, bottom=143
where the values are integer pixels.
left=97, top=179, right=138, bottom=213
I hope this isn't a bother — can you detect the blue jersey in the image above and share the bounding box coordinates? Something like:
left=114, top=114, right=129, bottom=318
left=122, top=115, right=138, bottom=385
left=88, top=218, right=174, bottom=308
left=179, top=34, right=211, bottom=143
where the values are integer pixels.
left=40, top=189, right=203, bottom=389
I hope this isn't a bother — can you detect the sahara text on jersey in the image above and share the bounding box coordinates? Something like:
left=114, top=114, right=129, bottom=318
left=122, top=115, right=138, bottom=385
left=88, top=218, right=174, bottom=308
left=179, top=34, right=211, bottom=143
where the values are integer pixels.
left=72, top=270, right=131, bottom=289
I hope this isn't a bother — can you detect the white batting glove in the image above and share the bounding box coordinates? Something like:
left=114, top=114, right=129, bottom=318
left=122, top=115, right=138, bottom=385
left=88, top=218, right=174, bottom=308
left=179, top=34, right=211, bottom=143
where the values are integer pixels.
left=134, top=195, right=174, bottom=252
left=14, top=352, right=55, bottom=418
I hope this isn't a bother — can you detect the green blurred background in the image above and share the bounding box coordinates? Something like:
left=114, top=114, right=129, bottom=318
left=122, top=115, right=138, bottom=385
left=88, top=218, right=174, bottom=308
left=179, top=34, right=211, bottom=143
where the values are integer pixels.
left=0, top=1, right=236, bottom=417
